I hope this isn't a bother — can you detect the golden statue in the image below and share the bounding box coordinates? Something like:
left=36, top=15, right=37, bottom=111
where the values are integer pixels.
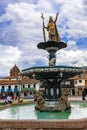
left=41, top=13, right=61, bottom=42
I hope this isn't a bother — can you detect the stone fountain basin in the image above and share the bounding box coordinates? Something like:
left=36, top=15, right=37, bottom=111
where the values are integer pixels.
left=21, top=65, right=82, bottom=80
left=0, top=102, right=87, bottom=130
left=0, top=102, right=87, bottom=120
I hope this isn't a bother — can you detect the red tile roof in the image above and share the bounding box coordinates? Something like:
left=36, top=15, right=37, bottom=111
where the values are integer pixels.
left=0, top=76, right=39, bottom=85
left=69, top=71, right=87, bottom=80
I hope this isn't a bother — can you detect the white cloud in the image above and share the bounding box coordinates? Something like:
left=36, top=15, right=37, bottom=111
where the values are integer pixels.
left=57, top=40, right=87, bottom=67
left=0, top=45, right=22, bottom=76
left=58, top=0, right=87, bottom=40
left=0, top=0, right=87, bottom=76
left=1, top=0, right=87, bottom=42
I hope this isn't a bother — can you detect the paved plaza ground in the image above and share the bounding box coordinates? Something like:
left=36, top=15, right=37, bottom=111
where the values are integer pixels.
left=0, top=95, right=86, bottom=104
left=0, top=96, right=85, bottom=107
left=68, top=95, right=87, bottom=101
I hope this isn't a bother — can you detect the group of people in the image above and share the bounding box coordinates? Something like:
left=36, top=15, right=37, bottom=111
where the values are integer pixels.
left=4, top=94, right=18, bottom=105
left=4, top=95, right=13, bottom=105
left=4, top=94, right=23, bottom=105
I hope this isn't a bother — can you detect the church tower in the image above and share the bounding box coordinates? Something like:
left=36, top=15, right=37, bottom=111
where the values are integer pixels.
left=10, top=64, right=20, bottom=77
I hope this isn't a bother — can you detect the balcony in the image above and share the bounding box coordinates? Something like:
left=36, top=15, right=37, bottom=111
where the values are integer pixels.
left=6, top=89, right=12, bottom=92
left=1, top=89, right=5, bottom=93
left=21, top=87, right=36, bottom=91
left=14, top=88, right=19, bottom=93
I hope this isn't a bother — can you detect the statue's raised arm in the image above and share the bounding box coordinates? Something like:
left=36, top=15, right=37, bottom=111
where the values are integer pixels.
left=54, top=13, right=59, bottom=23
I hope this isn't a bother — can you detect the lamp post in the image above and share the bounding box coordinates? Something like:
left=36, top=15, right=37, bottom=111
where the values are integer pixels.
left=18, top=76, right=21, bottom=104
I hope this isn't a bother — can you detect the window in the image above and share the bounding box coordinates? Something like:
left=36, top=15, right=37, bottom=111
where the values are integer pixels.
left=30, top=92, right=32, bottom=95
left=24, top=92, right=27, bottom=96
left=74, top=81, right=77, bottom=84
left=15, top=85, right=17, bottom=88
left=79, top=80, right=82, bottom=83
left=8, top=85, right=11, bottom=89
left=33, top=84, right=36, bottom=88
left=65, top=81, right=70, bottom=85
left=2, top=86, right=4, bottom=89
left=23, top=84, right=25, bottom=88
left=14, top=73, right=15, bottom=76
left=28, top=84, right=30, bottom=88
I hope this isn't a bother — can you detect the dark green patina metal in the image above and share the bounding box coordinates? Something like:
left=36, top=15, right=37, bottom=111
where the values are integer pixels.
left=21, top=41, right=82, bottom=100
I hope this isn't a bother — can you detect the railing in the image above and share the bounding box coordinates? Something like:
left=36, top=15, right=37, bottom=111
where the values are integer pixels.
left=0, top=88, right=35, bottom=93
left=1, top=89, right=5, bottom=93
left=14, top=88, right=19, bottom=93
left=6, top=89, right=12, bottom=92
left=21, top=87, right=36, bottom=91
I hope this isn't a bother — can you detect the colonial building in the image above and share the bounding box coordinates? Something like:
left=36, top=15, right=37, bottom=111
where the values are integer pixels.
left=0, top=65, right=87, bottom=98
left=0, top=65, right=40, bottom=99
left=74, top=70, right=87, bottom=95
left=61, top=79, right=75, bottom=96
left=61, top=70, right=87, bottom=96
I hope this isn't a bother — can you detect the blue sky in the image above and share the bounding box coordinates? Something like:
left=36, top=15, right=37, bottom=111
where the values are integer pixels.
left=0, top=0, right=87, bottom=77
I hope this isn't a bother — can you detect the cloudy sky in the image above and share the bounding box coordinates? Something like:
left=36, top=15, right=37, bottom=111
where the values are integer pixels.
left=0, top=0, right=87, bottom=77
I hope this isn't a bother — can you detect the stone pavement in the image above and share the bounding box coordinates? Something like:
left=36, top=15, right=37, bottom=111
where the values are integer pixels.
left=0, top=96, right=87, bottom=103
left=68, top=95, right=87, bottom=101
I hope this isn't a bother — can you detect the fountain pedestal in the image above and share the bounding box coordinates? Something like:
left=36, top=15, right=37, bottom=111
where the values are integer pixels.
left=37, top=41, right=67, bottom=66
left=37, top=41, right=67, bottom=100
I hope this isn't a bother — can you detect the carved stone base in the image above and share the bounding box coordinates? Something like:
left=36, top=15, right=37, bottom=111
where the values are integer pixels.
left=35, top=101, right=71, bottom=112
left=35, top=90, right=71, bottom=112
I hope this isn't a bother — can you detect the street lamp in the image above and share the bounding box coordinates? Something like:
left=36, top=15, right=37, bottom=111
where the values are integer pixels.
left=18, top=75, right=21, bottom=104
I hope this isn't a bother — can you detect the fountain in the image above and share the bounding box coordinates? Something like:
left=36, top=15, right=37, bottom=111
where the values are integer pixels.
left=21, top=13, right=82, bottom=112
left=0, top=13, right=87, bottom=130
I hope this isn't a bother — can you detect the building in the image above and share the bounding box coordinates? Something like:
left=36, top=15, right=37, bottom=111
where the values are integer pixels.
left=61, top=70, right=87, bottom=96
left=74, top=70, right=87, bottom=95
left=61, top=79, right=75, bottom=95
left=0, top=65, right=87, bottom=98
left=0, top=65, right=40, bottom=99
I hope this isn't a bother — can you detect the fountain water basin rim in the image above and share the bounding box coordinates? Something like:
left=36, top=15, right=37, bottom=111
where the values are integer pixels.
left=0, top=101, right=87, bottom=120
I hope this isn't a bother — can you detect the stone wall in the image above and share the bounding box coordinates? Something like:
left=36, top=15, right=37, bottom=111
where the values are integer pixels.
left=0, top=119, right=87, bottom=130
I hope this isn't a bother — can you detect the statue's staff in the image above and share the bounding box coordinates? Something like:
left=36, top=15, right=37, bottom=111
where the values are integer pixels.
left=41, top=13, right=46, bottom=42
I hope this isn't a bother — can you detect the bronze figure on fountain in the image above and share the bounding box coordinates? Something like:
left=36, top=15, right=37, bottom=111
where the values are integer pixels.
left=38, top=13, right=67, bottom=67
left=41, top=13, right=60, bottom=42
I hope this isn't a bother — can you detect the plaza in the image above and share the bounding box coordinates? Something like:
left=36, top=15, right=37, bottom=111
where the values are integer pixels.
left=0, top=0, right=87, bottom=129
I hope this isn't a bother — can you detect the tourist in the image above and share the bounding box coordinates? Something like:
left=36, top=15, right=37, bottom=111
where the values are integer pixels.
left=82, top=90, right=86, bottom=100
left=6, top=95, right=13, bottom=104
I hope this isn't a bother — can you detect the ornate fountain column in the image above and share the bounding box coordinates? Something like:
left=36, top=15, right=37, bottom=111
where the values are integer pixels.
left=37, top=40, right=67, bottom=100
left=45, top=78, right=62, bottom=99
